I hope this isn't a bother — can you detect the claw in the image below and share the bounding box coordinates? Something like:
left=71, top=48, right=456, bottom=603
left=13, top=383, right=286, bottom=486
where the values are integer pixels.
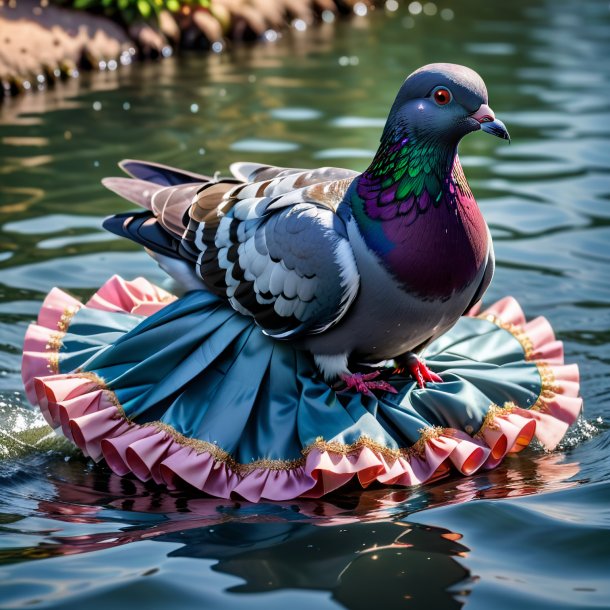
left=397, top=357, right=442, bottom=389
left=340, top=371, right=398, bottom=395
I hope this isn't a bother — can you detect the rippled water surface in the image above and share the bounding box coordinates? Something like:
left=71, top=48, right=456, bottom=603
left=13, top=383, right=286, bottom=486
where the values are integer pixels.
left=1, top=1, right=610, bottom=608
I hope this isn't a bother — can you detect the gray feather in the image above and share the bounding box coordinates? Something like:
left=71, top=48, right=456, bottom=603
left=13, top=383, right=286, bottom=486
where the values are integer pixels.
left=101, top=177, right=164, bottom=210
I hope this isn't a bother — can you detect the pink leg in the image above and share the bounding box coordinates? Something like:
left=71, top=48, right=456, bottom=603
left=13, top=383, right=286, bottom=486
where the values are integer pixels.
left=340, top=371, right=398, bottom=395
left=396, top=354, right=443, bottom=389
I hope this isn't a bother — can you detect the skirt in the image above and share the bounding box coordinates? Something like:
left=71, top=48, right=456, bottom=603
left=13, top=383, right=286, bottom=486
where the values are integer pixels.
left=22, top=275, right=582, bottom=502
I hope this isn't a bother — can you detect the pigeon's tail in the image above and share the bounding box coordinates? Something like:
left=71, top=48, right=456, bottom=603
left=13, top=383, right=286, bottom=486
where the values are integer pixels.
left=118, top=159, right=212, bottom=186
left=101, top=177, right=164, bottom=211
left=101, top=158, right=213, bottom=246
left=101, top=160, right=217, bottom=292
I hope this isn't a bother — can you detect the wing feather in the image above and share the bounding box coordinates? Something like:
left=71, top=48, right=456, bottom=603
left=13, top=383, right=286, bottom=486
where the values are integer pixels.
left=103, top=159, right=360, bottom=337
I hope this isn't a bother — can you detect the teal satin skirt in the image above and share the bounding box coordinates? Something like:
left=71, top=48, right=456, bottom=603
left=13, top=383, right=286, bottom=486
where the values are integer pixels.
left=22, top=276, right=582, bottom=501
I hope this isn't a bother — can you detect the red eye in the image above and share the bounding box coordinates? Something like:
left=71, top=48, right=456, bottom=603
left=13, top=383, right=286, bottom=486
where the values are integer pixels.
left=433, top=88, right=452, bottom=106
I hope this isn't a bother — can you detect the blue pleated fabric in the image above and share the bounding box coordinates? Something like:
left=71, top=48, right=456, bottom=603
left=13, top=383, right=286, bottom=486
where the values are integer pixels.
left=57, top=289, right=541, bottom=462
left=23, top=277, right=581, bottom=500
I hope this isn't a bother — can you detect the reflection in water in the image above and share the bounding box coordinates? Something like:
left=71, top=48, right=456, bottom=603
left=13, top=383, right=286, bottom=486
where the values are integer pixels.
left=0, top=450, right=580, bottom=607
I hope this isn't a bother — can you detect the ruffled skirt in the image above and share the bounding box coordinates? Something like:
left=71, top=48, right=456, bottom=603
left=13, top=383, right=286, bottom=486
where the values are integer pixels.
left=22, top=276, right=582, bottom=501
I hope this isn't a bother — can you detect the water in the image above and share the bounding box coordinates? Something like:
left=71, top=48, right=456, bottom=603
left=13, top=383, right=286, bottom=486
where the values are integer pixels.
left=1, top=1, right=610, bottom=608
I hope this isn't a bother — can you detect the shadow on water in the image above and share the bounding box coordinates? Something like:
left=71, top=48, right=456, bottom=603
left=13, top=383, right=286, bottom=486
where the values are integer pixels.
left=1, top=0, right=610, bottom=608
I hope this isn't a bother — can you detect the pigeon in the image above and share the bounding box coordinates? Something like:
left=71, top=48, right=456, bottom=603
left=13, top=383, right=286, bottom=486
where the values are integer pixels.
left=102, top=63, right=510, bottom=393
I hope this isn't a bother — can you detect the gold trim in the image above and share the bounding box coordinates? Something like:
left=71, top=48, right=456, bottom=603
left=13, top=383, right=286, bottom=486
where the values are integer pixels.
left=57, top=371, right=457, bottom=474
left=479, top=313, right=560, bottom=414
left=57, top=307, right=78, bottom=333
left=475, top=402, right=516, bottom=436
left=47, top=352, right=60, bottom=375
left=412, top=426, right=446, bottom=457
left=303, top=435, right=405, bottom=461
left=46, top=332, right=64, bottom=352
left=477, top=313, right=534, bottom=360
left=77, top=371, right=127, bottom=419
left=530, top=361, right=558, bottom=413
left=45, top=306, right=79, bottom=374
left=141, top=421, right=305, bottom=474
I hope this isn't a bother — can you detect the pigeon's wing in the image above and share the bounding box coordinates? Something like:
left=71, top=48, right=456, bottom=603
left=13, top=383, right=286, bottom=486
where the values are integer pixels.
left=184, top=169, right=360, bottom=338
left=102, top=159, right=360, bottom=338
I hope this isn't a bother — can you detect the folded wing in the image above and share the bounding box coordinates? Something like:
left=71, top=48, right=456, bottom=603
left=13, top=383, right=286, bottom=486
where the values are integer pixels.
left=103, top=160, right=360, bottom=339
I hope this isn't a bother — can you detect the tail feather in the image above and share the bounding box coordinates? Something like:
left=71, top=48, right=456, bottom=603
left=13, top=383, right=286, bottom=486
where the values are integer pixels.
left=101, top=177, right=164, bottom=211
left=150, top=183, right=202, bottom=236
left=119, top=159, right=211, bottom=186
left=103, top=212, right=187, bottom=261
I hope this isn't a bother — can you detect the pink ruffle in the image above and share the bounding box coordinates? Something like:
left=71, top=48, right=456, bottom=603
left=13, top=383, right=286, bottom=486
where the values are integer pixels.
left=21, top=278, right=583, bottom=501
left=85, top=275, right=176, bottom=316
left=478, top=297, right=582, bottom=453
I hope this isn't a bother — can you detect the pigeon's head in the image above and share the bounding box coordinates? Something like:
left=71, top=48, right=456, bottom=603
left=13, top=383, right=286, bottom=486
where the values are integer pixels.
left=386, top=63, right=510, bottom=144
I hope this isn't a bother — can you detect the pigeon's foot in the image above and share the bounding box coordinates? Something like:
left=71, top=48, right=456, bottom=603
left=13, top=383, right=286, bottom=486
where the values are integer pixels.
left=340, top=371, right=397, bottom=395
left=395, top=355, right=442, bottom=389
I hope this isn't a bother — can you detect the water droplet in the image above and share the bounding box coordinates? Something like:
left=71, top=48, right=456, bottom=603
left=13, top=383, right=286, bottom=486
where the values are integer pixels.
left=423, top=2, right=437, bottom=15
left=321, top=10, right=335, bottom=23
left=99, top=60, right=107, bottom=70
left=161, top=46, right=173, bottom=58
left=408, top=1, right=423, bottom=15
left=53, top=68, right=61, bottom=77
left=440, top=7, right=454, bottom=20
left=107, top=59, right=118, bottom=71
left=36, top=74, right=45, bottom=84
left=247, top=74, right=256, bottom=83
left=264, top=29, right=278, bottom=42
left=211, top=41, right=223, bottom=53
left=190, top=103, right=199, bottom=113
left=385, top=0, right=399, bottom=11
left=198, top=147, right=206, bottom=155
left=22, top=81, right=31, bottom=90
left=292, top=18, right=307, bottom=32
left=92, top=101, right=102, bottom=111
left=354, top=2, right=368, bottom=16
left=93, top=160, right=100, bottom=167
left=402, top=16, right=415, bottom=28
left=338, top=56, right=350, bottom=66
left=123, top=101, right=131, bottom=110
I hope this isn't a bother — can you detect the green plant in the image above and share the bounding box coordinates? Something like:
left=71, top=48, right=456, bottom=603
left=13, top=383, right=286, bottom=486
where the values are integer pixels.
left=53, top=0, right=211, bottom=24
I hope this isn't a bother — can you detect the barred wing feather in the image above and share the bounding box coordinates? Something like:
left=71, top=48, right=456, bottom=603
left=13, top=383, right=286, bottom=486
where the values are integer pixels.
left=185, top=167, right=360, bottom=338
left=103, top=160, right=360, bottom=340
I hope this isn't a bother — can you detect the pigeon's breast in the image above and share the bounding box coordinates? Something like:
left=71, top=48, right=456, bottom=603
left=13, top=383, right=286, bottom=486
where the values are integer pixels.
left=301, top=215, right=488, bottom=361
left=379, top=194, right=488, bottom=300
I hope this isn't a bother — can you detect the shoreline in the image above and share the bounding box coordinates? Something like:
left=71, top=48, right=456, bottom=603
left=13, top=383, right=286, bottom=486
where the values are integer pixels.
left=0, top=0, right=377, bottom=98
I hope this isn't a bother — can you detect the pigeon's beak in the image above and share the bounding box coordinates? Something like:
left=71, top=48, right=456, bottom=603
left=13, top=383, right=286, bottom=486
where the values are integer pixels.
left=471, top=103, right=511, bottom=142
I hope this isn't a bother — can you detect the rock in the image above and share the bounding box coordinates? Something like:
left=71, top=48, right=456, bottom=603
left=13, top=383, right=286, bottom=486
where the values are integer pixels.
left=192, top=9, right=223, bottom=43
left=159, top=10, right=181, bottom=44
left=128, top=21, right=168, bottom=57
left=0, top=0, right=132, bottom=93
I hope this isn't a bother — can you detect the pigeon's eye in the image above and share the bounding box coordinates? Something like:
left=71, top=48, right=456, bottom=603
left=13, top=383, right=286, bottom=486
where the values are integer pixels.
left=432, top=87, right=452, bottom=106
